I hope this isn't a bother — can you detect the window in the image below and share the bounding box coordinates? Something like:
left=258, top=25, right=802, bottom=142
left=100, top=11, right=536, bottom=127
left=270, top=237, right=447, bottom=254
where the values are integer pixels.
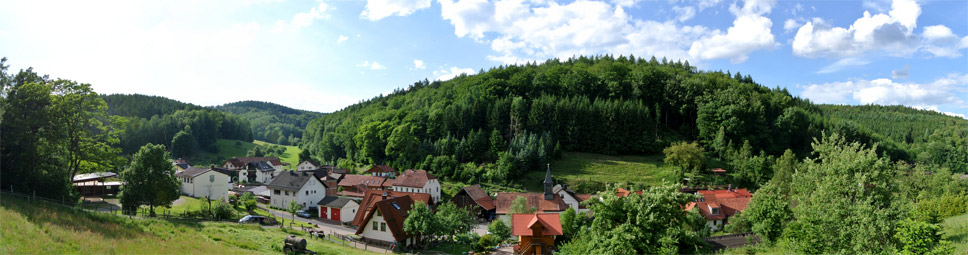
left=274, top=190, right=280, bottom=195
left=711, top=208, right=720, bottom=215
left=372, top=221, right=378, bottom=231
left=381, top=223, right=386, bottom=232
left=210, top=175, right=215, bottom=183
left=306, top=191, right=309, bottom=196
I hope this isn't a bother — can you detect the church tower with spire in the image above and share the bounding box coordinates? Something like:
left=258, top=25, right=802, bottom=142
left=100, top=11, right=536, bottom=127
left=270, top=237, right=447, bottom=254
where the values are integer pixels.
left=543, top=163, right=554, bottom=200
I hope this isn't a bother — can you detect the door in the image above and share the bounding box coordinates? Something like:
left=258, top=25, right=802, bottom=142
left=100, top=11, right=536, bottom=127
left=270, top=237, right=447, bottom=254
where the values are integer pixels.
left=319, top=207, right=328, bottom=219
left=331, top=208, right=341, bottom=221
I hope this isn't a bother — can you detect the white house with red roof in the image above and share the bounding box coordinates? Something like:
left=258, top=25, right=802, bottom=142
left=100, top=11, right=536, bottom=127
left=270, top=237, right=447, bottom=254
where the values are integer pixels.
left=389, top=169, right=441, bottom=203
left=684, top=186, right=753, bottom=231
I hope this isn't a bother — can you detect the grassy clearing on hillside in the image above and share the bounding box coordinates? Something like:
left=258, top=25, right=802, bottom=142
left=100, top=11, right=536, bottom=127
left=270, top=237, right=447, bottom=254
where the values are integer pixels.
left=520, top=152, right=679, bottom=192
left=193, top=139, right=257, bottom=166
left=944, top=213, right=968, bottom=255
left=0, top=194, right=373, bottom=254
left=253, top=140, right=302, bottom=166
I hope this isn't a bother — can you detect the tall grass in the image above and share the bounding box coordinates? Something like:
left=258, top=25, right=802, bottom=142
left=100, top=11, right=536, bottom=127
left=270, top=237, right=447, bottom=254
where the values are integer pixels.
left=0, top=194, right=373, bottom=254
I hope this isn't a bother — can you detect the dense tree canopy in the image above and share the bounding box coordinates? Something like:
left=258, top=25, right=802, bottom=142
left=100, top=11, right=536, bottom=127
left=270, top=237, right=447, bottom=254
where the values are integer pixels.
left=119, top=143, right=180, bottom=216
left=215, top=100, right=323, bottom=146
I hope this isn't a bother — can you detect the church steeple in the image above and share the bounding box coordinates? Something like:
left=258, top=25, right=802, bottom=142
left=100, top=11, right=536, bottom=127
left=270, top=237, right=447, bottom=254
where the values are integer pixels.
left=543, top=164, right=554, bottom=200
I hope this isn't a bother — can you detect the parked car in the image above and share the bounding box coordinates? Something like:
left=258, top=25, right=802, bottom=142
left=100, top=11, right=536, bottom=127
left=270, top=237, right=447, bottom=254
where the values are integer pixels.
left=295, top=210, right=311, bottom=218
left=239, top=215, right=266, bottom=224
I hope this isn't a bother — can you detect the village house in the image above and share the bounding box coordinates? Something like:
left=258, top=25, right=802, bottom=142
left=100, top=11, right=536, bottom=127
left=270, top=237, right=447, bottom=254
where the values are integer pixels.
left=450, top=184, right=496, bottom=220
left=316, top=196, right=360, bottom=224
left=352, top=190, right=433, bottom=227
left=173, top=158, right=191, bottom=172
left=265, top=171, right=327, bottom=209
left=389, top=170, right=441, bottom=204
left=363, top=165, right=397, bottom=178
left=495, top=167, right=569, bottom=221
left=512, top=213, right=563, bottom=255
left=354, top=195, right=428, bottom=248
left=175, top=166, right=231, bottom=201
left=684, top=186, right=753, bottom=231
left=615, top=187, right=643, bottom=197
left=552, top=184, right=592, bottom=213
left=337, top=175, right=388, bottom=198
left=222, top=157, right=288, bottom=183
left=296, top=159, right=322, bottom=171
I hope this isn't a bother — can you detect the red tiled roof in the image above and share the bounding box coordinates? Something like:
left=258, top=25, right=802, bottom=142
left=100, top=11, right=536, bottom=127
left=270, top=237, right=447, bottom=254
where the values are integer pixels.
left=616, top=187, right=643, bottom=198
left=351, top=190, right=433, bottom=226
left=338, top=175, right=387, bottom=188
left=711, top=168, right=727, bottom=173
left=511, top=213, right=563, bottom=236
left=393, top=169, right=437, bottom=188
left=364, top=165, right=396, bottom=174
left=686, top=188, right=753, bottom=221
left=354, top=195, right=416, bottom=243
left=495, top=193, right=568, bottom=215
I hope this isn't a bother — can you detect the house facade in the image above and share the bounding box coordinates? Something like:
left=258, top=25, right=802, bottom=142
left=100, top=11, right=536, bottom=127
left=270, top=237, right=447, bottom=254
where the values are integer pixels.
left=266, top=171, right=327, bottom=209
left=222, top=157, right=287, bottom=183
left=552, top=184, right=591, bottom=213
left=512, top=213, right=563, bottom=255
left=297, top=160, right=321, bottom=171
left=175, top=167, right=231, bottom=201
left=390, top=170, right=441, bottom=203
left=364, top=165, right=397, bottom=178
left=355, top=195, right=425, bottom=248
left=317, top=197, right=360, bottom=223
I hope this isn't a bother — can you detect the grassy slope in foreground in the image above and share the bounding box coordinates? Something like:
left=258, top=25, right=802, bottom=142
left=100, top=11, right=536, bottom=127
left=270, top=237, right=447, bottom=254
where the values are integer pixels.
left=521, top=152, right=679, bottom=192
left=0, top=194, right=373, bottom=254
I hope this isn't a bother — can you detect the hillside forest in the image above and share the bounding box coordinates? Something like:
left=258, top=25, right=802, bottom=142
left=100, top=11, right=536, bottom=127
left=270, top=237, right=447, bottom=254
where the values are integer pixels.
left=2, top=55, right=967, bottom=254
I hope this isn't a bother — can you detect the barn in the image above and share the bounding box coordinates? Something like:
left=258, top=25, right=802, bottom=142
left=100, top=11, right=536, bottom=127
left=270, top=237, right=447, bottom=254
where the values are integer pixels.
left=316, top=196, right=359, bottom=224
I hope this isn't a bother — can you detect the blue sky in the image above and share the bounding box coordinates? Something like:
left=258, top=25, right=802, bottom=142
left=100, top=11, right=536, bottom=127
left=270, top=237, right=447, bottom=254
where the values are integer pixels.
left=1, top=0, right=966, bottom=118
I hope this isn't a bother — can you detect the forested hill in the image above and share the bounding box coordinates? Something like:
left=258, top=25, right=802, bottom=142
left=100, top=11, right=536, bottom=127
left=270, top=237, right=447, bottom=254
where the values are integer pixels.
left=100, top=94, right=252, bottom=156
left=100, top=94, right=203, bottom=119
left=302, top=55, right=968, bottom=188
left=215, top=101, right=324, bottom=146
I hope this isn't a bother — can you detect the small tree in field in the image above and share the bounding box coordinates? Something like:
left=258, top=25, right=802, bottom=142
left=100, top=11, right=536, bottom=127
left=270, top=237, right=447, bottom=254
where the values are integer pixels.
left=240, top=192, right=257, bottom=213
left=663, top=141, right=706, bottom=180
left=119, top=143, right=180, bottom=217
left=287, top=200, right=301, bottom=229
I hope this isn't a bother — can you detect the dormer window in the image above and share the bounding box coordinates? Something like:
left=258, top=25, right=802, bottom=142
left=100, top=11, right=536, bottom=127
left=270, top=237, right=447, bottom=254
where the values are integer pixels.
left=711, top=207, right=720, bottom=215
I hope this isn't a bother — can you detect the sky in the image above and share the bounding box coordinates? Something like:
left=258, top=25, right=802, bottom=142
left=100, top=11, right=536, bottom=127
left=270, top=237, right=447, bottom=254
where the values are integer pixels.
left=1, top=0, right=966, bottom=118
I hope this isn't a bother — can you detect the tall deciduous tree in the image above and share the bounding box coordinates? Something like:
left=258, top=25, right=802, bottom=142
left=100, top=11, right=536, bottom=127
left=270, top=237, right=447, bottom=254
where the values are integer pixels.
left=784, top=133, right=900, bottom=254
left=386, top=123, right=420, bottom=168
left=509, top=196, right=535, bottom=214
left=170, top=126, right=196, bottom=159
left=404, top=201, right=438, bottom=248
left=120, top=143, right=179, bottom=216
left=741, top=181, right=791, bottom=243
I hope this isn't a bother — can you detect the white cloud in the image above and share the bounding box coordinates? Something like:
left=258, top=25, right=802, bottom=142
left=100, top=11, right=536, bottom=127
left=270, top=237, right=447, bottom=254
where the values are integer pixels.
left=291, top=1, right=330, bottom=27
left=912, top=105, right=967, bottom=119
left=921, top=25, right=967, bottom=58
left=816, top=57, right=870, bottom=74
left=337, top=35, right=349, bottom=43
left=673, top=6, right=696, bottom=22
left=800, top=74, right=968, bottom=113
left=413, top=59, right=426, bottom=69
left=439, top=0, right=775, bottom=65
left=792, top=0, right=920, bottom=58
left=358, top=61, right=387, bottom=70
left=433, top=66, right=476, bottom=81
left=892, top=64, right=910, bottom=79
left=784, top=19, right=801, bottom=32
left=362, top=0, right=432, bottom=21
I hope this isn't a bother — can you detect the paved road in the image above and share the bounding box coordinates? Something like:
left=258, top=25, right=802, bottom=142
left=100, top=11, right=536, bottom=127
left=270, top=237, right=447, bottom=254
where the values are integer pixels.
left=255, top=205, right=392, bottom=253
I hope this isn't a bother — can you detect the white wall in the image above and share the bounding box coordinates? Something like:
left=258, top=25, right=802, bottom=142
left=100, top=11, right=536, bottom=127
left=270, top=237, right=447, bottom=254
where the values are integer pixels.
left=294, top=178, right=326, bottom=209
left=360, top=214, right=396, bottom=242
left=270, top=189, right=295, bottom=209
left=342, top=201, right=360, bottom=223
left=297, top=162, right=317, bottom=171
left=391, top=179, right=441, bottom=204
left=180, top=171, right=230, bottom=201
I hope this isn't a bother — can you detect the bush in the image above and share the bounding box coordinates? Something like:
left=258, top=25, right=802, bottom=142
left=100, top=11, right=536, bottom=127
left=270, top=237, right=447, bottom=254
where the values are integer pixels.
left=213, top=200, right=234, bottom=220
left=473, top=234, right=498, bottom=252
left=488, top=219, right=511, bottom=241
left=455, top=232, right=480, bottom=244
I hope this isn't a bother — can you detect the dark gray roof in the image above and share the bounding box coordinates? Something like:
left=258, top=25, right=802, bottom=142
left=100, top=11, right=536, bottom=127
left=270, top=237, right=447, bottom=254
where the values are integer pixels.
left=317, top=196, right=354, bottom=208
left=265, top=171, right=316, bottom=191
left=247, top=161, right=275, bottom=172
left=175, top=167, right=214, bottom=178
